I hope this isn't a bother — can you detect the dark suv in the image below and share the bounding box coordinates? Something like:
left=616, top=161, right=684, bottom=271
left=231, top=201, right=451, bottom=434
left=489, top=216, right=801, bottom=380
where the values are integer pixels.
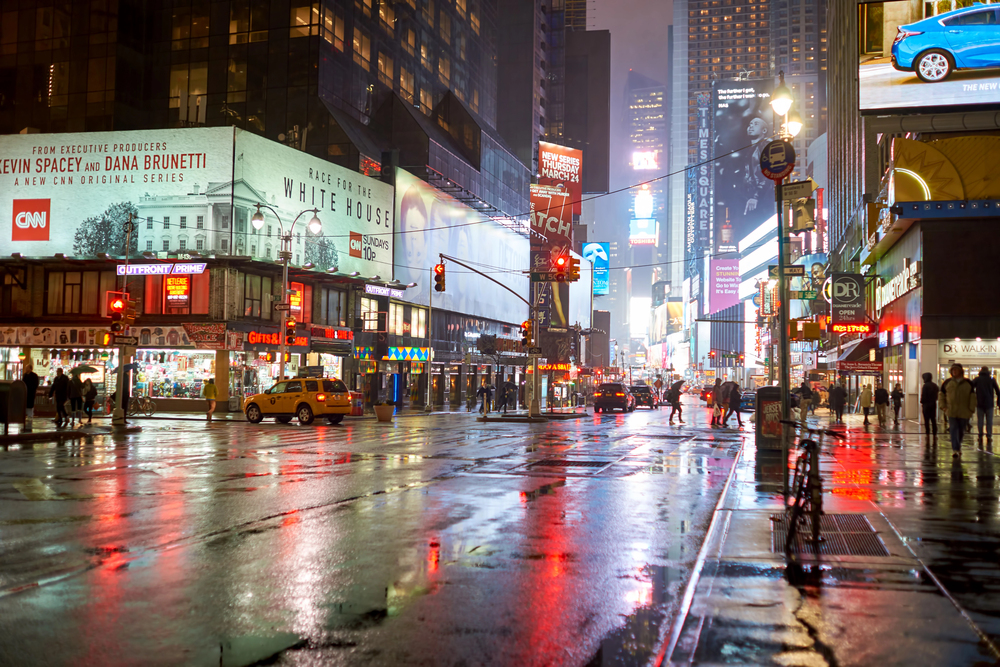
left=630, top=385, right=657, bottom=409
left=593, top=383, right=636, bottom=413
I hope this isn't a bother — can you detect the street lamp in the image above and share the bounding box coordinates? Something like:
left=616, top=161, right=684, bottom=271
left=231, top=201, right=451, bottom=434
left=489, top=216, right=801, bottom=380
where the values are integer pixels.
left=768, top=70, right=798, bottom=428
left=251, top=203, right=322, bottom=382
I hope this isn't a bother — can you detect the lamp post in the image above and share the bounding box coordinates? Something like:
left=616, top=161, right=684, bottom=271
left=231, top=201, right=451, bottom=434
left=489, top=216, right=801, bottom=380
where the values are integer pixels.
left=769, top=70, right=801, bottom=427
left=251, top=204, right=322, bottom=382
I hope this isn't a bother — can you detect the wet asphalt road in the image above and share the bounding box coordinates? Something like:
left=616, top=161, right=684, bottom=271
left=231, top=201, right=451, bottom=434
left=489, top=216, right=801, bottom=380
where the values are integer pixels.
left=0, top=400, right=742, bottom=666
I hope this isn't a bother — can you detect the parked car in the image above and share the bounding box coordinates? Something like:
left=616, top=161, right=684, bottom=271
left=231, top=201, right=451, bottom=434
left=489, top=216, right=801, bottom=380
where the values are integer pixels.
left=891, top=4, right=1000, bottom=82
left=244, top=377, right=351, bottom=425
left=630, top=385, right=657, bottom=409
left=593, top=383, right=636, bottom=413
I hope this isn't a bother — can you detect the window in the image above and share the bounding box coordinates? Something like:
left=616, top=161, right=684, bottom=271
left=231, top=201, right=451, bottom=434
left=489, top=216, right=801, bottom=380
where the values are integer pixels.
left=180, top=216, right=187, bottom=229
left=389, top=302, right=405, bottom=335
left=439, top=56, right=450, bottom=85
left=322, top=8, right=345, bottom=51
left=290, top=1, right=319, bottom=38
left=944, top=9, right=998, bottom=25
left=439, top=12, right=450, bottom=44
left=378, top=52, right=394, bottom=86
left=285, top=381, right=302, bottom=393
left=379, top=1, right=395, bottom=31
left=163, top=239, right=170, bottom=251
left=146, top=240, right=153, bottom=251
left=163, top=216, right=170, bottom=228
left=403, top=27, right=416, bottom=55
left=244, top=273, right=262, bottom=318
left=414, top=307, right=427, bottom=338
left=305, top=380, right=319, bottom=392
left=169, top=62, right=208, bottom=125
left=146, top=216, right=153, bottom=229
left=222, top=239, right=229, bottom=252
left=423, top=0, right=435, bottom=27
left=400, top=67, right=415, bottom=101
left=45, top=271, right=100, bottom=315
left=353, top=26, right=371, bottom=70
left=179, top=239, right=187, bottom=250
left=196, top=239, right=204, bottom=251
left=420, top=88, right=432, bottom=111
left=197, top=215, right=204, bottom=229
left=361, top=297, right=378, bottom=331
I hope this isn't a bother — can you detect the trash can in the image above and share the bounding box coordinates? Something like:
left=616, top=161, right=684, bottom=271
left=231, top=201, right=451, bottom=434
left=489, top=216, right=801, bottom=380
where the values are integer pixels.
left=0, top=380, right=28, bottom=435
left=755, top=385, right=783, bottom=451
left=350, top=391, right=364, bottom=417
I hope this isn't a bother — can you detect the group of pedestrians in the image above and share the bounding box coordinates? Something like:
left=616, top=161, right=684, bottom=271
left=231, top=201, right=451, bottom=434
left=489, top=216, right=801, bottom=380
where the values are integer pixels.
left=706, top=378, right=744, bottom=428
left=855, top=380, right=905, bottom=427
left=920, top=364, right=999, bottom=457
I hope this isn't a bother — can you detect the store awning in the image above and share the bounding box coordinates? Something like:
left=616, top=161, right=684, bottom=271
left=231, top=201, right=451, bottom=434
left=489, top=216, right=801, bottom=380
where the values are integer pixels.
left=836, top=336, right=883, bottom=372
left=838, top=336, right=878, bottom=363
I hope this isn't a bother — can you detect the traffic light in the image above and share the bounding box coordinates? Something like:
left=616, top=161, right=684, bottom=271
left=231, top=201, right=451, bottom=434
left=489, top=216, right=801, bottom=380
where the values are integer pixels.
left=738, top=353, right=745, bottom=365
left=284, top=316, right=297, bottom=346
left=708, top=350, right=716, bottom=362
left=98, top=332, right=113, bottom=346
left=553, top=254, right=569, bottom=282
left=567, top=257, right=581, bottom=282
left=520, top=320, right=533, bottom=347
left=107, top=291, right=126, bottom=332
left=124, top=298, right=137, bottom=326
left=434, top=263, right=446, bottom=292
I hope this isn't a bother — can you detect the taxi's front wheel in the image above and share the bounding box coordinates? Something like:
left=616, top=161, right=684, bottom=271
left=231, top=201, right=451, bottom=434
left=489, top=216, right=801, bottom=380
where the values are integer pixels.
left=297, top=404, right=314, bottom=425
left=246, top=404, right=263, bottom=423
left=327, top=414, right=344, bottom=425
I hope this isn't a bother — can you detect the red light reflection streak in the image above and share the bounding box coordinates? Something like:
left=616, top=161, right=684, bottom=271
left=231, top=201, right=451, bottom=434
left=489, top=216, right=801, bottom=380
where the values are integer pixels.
left=829, top=445, right=876, bottom=501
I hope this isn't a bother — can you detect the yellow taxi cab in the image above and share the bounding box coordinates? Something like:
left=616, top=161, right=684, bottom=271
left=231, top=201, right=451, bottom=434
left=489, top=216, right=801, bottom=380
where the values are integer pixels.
left=243, top=377, right=351, bottom=425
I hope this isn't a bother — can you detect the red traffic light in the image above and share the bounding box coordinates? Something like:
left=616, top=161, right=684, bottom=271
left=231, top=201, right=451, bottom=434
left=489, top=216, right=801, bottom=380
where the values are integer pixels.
left=110, top=298, right=125, bottom=312
left=285, top=316, right=296, bottom=328
left=434, top=263, right=445, bottom=275
left=555, top=256, right=568, bottom=268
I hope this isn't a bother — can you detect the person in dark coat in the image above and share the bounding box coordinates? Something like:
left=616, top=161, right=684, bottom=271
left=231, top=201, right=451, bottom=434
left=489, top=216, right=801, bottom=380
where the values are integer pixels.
left=921, top=372, right=939, bottom=437
left=22, top=366, right=40, bottom=427
left=724, top=383, right=744, bottom=427
left=667, top=382, right=684, bottom=424
left=830, top=381, right=847, bottom=424
left=48, top=368, right=70, bottom=427
left=874, top=381, right=890, bottom=427
left=891, top=383, right=905, bottom=427
left=972, top=366, right=1000, bottom=444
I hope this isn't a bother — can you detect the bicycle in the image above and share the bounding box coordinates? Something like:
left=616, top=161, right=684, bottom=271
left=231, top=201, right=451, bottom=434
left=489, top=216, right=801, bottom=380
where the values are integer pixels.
left=127, top=395, right=157, bottom=417
left=780, top=420, right=845, bottom=557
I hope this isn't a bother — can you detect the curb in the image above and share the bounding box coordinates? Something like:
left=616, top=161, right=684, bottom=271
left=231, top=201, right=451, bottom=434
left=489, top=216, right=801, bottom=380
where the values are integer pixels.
left=0, top=424, right=142, bottom=446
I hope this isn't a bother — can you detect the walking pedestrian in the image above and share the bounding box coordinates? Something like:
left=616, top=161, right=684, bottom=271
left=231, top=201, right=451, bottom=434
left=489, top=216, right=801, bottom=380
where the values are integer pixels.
left=972, top=366, right=1000, bottom=445
left=709, top=378, right=722, bottom=425
left=874, top=382, right=889, bottom=427
left=83, top=378, right=97, bottom=423
left=860, top=385, right=873, bottom=425
left=667, top=383, right=684, bottom=424
left=831, top=381, right=847, bottom=424
left=49, top=368, right=70, bottom=427
left=891, top=383, right=904, bottom=427
left=941, top=363, right=976, bottom=457
left=203, top=377, right=218, bottom=421
left=724, top=383, right=744, bottom=427
left=496, top=381, right=509, bottom=414
left=22, top=365, right=39, bottom=429
left=920, top=372, right=939, bottom=437
left=67, top=373, right=83, bottom=426
left=796, top=380, right=813, bottom=424
left=477, top=382, right=489, bottom=414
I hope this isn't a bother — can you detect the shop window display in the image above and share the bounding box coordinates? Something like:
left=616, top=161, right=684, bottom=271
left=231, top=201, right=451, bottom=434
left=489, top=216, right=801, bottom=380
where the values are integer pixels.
left=134, top=349, right=215, bottom=399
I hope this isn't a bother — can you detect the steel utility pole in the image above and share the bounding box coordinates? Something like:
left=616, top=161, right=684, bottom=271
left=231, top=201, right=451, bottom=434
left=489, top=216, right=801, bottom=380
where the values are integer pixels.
left=111, top=214, right=135, bottom=426
left=425, top=264, right=434, bottom=413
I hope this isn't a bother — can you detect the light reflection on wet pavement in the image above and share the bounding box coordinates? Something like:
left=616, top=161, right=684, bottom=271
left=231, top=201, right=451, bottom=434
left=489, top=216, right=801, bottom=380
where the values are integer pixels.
left=0, top=399, right=740, bottom=666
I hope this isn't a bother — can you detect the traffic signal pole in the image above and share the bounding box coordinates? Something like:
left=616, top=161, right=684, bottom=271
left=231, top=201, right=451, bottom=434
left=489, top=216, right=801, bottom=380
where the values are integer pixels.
left=425, top=264, right=434, bottom=413
left=111, top=215, right=134, bottom=426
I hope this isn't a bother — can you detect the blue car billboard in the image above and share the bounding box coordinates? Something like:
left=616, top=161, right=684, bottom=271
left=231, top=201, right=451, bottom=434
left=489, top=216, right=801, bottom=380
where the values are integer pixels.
left=583, top=242, right=610, bottom=295
left=860, top=1, right=1000, bottom=113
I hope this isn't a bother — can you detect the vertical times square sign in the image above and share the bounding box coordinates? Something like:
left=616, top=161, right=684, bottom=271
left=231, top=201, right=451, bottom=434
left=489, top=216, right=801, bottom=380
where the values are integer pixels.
left=686, top=93, right=713, bottom=279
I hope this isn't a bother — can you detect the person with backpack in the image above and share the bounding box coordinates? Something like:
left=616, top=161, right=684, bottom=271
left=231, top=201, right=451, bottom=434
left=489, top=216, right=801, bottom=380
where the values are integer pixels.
left=941, top=363, right=977, bottom=457
left=921, top=373, right=939, bottom=437
left=971, top=366, right=1000, bottom=445
left=890, top=383, right=905, bottom=427
left=874, top=381, right=889, bottom=427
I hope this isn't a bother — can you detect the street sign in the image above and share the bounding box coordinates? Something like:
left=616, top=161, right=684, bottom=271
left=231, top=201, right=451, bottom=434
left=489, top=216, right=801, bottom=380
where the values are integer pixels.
left=781, top=178, right=817, bottom=201
left=274, top=303, right=290, bottom=311
left=531, top=271, right=563, bottom=282
left=759, top=140, right=796, bottom=181
left=790, top=290, right=818, bottom=300
left=768, top=264, right=806, bottom=279
left=528, top=346, right=542, bottom=355
left=112, top=335, right=138, bottom=346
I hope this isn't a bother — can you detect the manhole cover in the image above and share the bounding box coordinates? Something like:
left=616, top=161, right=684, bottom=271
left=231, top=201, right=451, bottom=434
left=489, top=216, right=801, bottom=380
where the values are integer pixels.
left=530, top=459, right=609, bottom=468
left=770, top=513, right=890, bottom=557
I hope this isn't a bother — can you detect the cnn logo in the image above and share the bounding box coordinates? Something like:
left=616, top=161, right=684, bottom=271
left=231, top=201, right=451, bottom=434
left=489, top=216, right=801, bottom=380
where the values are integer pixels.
left=349, top=231, right=363, bottom=258
left=12, top=199, right=50, bottom=241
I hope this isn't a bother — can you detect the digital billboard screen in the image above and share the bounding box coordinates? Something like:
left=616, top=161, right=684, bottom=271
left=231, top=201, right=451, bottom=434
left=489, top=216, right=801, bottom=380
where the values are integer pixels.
left=582, top=242, right=610, bottom=295
left=629, top=218, right=658, bottom=246
left=538, top=141, right=583, bottom=215
left=712, top=80, right=774, bottom=254
left=860, top=0, right=1000, bottom=113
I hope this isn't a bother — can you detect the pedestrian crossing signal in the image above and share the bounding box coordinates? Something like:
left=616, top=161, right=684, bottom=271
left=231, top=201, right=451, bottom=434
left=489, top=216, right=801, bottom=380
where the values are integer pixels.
left=434, top=263, right=446, bottom=292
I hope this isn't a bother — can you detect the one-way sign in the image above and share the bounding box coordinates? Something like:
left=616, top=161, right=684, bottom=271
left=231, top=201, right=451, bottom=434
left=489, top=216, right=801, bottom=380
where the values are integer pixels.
left=113, top=335, right=138, bottom=346
left=768, top=265, right=805, bottom=279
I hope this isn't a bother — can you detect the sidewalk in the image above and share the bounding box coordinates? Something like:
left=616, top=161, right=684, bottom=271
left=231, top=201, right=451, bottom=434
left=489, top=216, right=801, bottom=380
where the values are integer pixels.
left=0, top=418, right=142, bottom=446
left=661, top=409, right=1000, bottom=665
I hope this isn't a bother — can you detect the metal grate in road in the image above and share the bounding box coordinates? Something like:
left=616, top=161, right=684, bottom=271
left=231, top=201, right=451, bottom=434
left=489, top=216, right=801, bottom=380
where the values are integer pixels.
left=530, top=459, right=610, bottom=468
left=770, top=513, right=890, bottom=557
